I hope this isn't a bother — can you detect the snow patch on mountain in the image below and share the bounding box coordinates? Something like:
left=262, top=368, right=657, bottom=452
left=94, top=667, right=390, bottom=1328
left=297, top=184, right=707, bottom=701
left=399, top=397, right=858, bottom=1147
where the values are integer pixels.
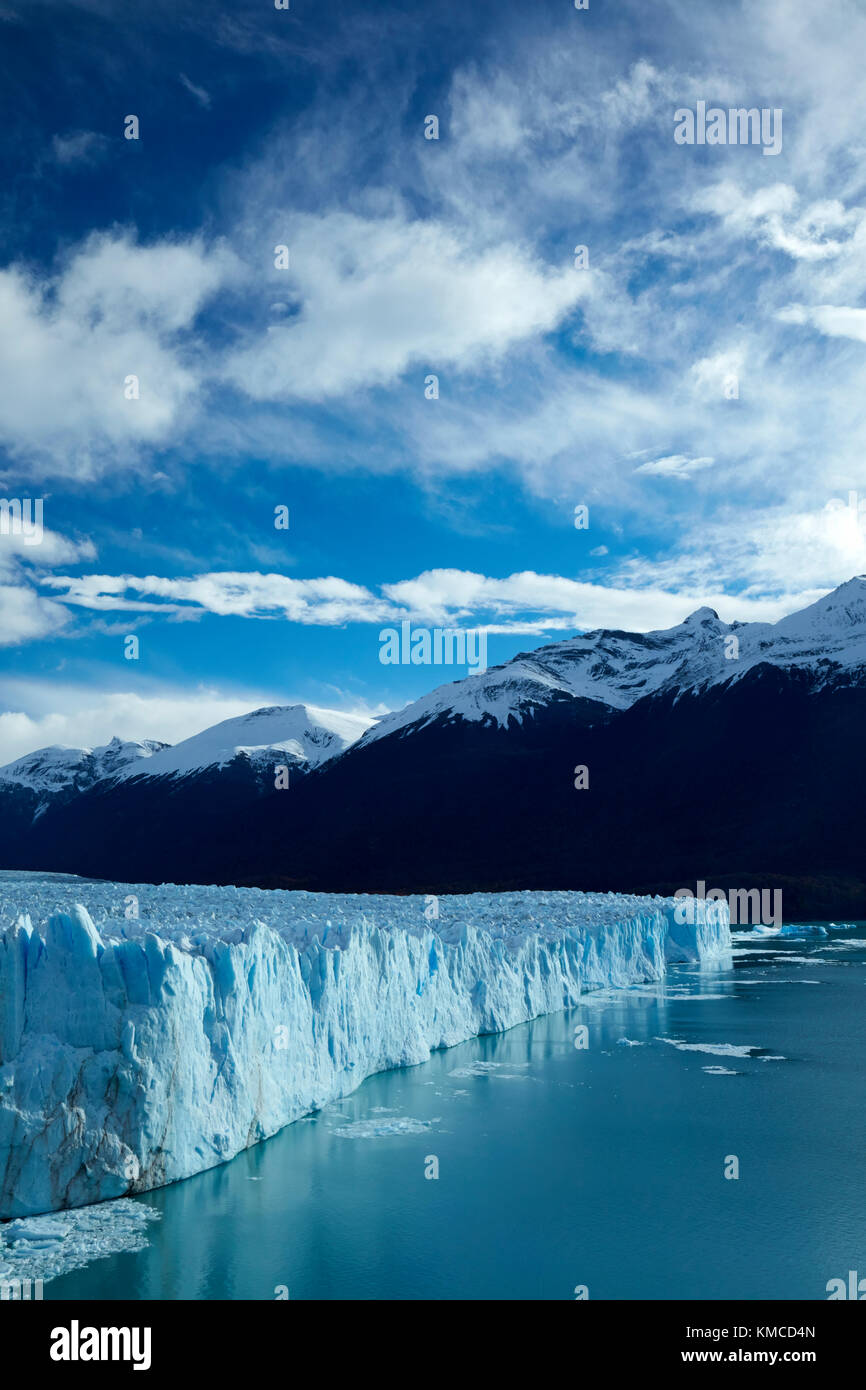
left=117, top=704, right=373, bottom=781
left=0, top=872, right=731, bottom=1217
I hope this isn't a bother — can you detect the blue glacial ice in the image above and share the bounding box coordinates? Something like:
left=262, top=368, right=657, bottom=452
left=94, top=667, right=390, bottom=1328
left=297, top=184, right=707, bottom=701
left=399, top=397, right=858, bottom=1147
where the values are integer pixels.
left=0, top=875, right=731, bottom=1218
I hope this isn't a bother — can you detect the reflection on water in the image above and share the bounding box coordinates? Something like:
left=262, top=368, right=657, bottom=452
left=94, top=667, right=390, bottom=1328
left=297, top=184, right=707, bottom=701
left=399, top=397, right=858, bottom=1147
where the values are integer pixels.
left=41, top=927, right=866, bottom=1300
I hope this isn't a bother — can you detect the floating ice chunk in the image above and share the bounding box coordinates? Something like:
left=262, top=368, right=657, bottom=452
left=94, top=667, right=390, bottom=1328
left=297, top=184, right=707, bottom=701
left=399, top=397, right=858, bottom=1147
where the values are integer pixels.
left=658, top=1038, right=760, bottom=1058
left=448, top=1061, right=532, bottom=1079
left=0, top=1200, right=158, bottom=1285
left=332, top=1117, right=439, bottom=1139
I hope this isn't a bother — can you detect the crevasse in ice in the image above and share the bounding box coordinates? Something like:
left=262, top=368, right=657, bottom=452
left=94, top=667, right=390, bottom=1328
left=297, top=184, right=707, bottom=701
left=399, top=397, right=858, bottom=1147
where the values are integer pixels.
left=0, top=875, right=731, bottom=1218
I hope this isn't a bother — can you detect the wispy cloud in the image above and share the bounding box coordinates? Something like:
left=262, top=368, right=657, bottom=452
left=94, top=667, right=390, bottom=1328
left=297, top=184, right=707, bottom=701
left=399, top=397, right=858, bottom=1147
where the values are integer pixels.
left=634, top=454, right=715, bottom=479
left=50, top=129, right=110, bottom=167
left=178, top=72, right=211, bottom=109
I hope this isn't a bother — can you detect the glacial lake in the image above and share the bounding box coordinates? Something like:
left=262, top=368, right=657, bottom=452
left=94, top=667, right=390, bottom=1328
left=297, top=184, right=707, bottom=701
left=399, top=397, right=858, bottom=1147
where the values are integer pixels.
left=40, top=924, right=866, bottom=1300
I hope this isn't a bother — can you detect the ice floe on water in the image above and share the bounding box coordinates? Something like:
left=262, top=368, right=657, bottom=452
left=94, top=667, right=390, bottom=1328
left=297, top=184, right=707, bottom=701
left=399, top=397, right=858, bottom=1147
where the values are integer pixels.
left=331, top=1117, right=439, bottom=1140
left=779, top=956, right=831, bottom=965
left=750, top=924, right=830, bottom=938
left=448, top=1061, right=532, bottom=1079
left=657, top=1038, right=761, bottom=1058
left=736, top=979, right=821, bottom=985
left=658, top=1037, right=788, bottom=1062
left=0, top=1200, right=159, bottom=1286
left=616, top=1038, right=644, bottom=1047
left=702, top=1066, right=739, bottom=1075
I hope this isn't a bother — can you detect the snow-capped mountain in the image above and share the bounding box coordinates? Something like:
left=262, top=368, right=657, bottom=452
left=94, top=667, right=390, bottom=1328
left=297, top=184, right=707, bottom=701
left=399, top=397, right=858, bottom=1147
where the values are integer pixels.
left=0, top=737, right=168, bottom=804
left=360, top=576, right=866, bottom=745
left=0, top=704, right=372, bottom=798
left=116, top=704, right=374, bottom=781
left=0, top=705, right=372, bottom=866
left=6, top=579, right=866, bottom=918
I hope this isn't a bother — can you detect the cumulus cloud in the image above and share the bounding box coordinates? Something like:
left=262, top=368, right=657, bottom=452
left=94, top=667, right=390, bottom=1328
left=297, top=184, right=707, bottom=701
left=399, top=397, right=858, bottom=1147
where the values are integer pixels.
left=0, top=584, right=71, bottom=646
left=6, top=0, right=866, bottom=614
left=0, top=231, right=238, bottom=474
left=694, top=182, right=855, bottom=262
left=223, top=213, right=590, bottom=401
left=0, top=521, right=96, bottom=645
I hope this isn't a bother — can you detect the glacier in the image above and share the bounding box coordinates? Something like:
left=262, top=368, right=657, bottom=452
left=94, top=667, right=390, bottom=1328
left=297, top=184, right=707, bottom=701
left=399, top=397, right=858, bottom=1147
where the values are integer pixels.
left=0, top=872, right=731, bottom=1219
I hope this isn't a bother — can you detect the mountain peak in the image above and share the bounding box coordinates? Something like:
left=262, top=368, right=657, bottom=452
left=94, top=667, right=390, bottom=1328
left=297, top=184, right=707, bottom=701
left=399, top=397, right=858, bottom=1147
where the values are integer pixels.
left=0, top=737, right=170, bottom=797
left=681, top=606, right=721, bottom=626
left=117, top=703, right=375, bottom=781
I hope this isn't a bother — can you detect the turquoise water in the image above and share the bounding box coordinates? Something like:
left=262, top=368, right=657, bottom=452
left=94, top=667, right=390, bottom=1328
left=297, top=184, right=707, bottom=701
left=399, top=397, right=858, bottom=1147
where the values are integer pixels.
left=45, top=926, right=866, bottom=1300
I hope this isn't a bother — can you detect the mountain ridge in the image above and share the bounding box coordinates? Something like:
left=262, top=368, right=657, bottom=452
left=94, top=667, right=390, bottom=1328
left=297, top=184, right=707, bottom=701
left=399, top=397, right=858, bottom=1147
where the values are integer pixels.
left=4, top=578, right=866, bottom=917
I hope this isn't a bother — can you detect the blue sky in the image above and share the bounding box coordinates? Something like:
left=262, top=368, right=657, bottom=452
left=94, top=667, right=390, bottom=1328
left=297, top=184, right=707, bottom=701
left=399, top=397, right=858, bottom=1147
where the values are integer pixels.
left=2, top=0, right=866, bottom=758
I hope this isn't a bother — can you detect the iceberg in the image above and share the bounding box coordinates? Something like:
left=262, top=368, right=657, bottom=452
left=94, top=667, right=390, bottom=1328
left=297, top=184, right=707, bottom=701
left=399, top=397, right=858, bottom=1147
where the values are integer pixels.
left=0, top=874, right=731, bottom=1218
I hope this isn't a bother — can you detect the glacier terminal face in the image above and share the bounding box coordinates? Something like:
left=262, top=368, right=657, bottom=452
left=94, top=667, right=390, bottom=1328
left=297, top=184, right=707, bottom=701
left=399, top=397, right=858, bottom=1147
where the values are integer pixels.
left=0, top=874, right=731, bottom=1218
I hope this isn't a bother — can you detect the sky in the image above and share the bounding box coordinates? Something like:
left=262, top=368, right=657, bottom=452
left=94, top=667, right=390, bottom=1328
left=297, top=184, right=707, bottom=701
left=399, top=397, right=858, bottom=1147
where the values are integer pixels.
left=2, top=0, right=866, bottom=760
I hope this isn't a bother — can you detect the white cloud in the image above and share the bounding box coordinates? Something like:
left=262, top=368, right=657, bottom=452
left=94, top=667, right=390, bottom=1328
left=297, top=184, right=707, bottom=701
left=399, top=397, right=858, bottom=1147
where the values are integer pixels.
left=777, top=303, right=866, bottom=343
left=0, top=522, right=96, bottom=645
left=43, top=571, right=401, bottom=625
left=39, top=564, right=827, bottom=637
left=694, top=182, right=854, bottom=262
left=0, top=684, right=269, bottom=764
left=610, top=499, right=866, bottom=598
left=179, top=73, right=211, bottom=109
left=50, top=130, right=110, bottom=166
left=223, top=213, right=589, bottom=400
left=0, top=231, right=238, bottom=475
left=634, top=454, right=715, bottom=479
left=0, top=525, right=95, bottom=571
left=380, top=568, right=813, bottom=630
left=7, top=0, right=866, bottom=609
left=0, top=584, right=71, bottom=646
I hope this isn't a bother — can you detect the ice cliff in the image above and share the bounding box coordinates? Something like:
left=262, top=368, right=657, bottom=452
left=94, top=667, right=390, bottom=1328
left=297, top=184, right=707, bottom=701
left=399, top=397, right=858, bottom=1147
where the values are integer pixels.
left=0, top=874, right=731, bottom=1218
